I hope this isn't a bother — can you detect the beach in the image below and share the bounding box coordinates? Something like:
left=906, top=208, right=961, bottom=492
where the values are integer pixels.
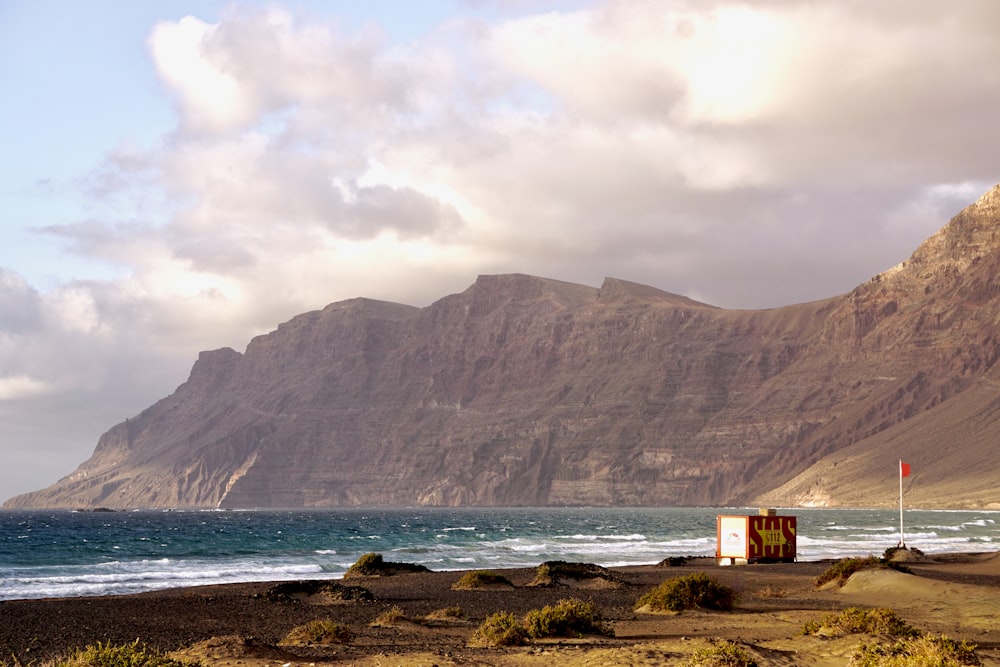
left=2, top=551, right=999, bottom=666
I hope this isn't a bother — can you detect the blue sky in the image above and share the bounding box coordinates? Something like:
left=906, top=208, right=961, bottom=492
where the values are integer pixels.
left=2, top=0, right=999, bottom=501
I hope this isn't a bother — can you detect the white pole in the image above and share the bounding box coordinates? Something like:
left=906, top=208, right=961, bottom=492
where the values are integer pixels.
left=898, top=459, right=904, bottom=548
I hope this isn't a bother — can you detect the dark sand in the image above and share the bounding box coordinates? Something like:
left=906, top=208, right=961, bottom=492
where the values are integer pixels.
left=3, top=553, right=999, bottom=666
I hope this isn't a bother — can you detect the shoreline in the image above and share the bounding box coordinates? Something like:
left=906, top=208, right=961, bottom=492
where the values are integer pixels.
left=2, top=551, right=999, bottom=666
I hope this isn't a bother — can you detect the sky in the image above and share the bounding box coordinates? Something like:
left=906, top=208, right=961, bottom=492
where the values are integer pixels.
left=2, top=0, right=1000, bottom=501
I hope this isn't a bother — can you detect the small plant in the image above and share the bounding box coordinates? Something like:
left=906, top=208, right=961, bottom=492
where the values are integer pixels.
left=278, top=619, right=352, bottom=646
left=346, top=552, right=385, bottom=576
left=658, top=556, right=690, bottom=567
left=814, top=556, right=886, bottom=588
left=423, top=605, right=465, bottom=621
left=451, top=570, right=514, bottom=590
left=344, top=552, right=430, bottom=578
left=850, top=634, right=981, bottom=667
left=802, top=607, right=919, bottom=638
left=52, top=640, right=191, bottom=667
left=529, top=560, right=621, bottom=586
left=883, top=546, right=924, bottom=561
left=371, top=605, right=406, bottom=626
left=263, top=579, right=373, bottom=602
left=468, top=611, right=527, bottom=647
left=635, top=573, right=735, bottom=612
left=522, top=598, right=614, bottom=639
left=684, top=639, right=758, bottom=667
left=755, top=585, right=789, bottom=599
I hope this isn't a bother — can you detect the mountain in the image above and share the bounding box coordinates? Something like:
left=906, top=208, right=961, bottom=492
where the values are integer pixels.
left=7, top=186, right=1000, bottom=510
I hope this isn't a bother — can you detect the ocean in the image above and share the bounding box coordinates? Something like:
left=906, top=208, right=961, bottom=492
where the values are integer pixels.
left=1, top=506, right=996, bottom=601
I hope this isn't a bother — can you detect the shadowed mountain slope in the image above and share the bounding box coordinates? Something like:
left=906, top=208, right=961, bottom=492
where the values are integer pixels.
left=7, top=187, right=1000, bottom=509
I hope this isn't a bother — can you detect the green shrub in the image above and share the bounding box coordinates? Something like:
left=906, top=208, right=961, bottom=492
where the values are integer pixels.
left=52, top=640, right=191, bottom=667
left=468, top=611, right=527, bottom=647
left=684, top=639, right=758, bottom=667
left=850, top=634, right=981, bottom=667
left=635, top=573, right=735, bottom=612
left=802, top=607, right=919, bottom=638
left=522, top=598, right=614, bottom=639
left=814, top=556, right=886, bottom=588
left=278, top=619, right=352, bottom=646
left=451, top=570, right=514, bottom=590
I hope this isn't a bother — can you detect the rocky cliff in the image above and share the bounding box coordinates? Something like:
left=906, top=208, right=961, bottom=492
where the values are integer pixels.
left=8, top=186, right=1000, bottom=509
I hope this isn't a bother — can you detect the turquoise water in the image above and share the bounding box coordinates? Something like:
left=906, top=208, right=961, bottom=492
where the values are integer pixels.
left=1, top=507, right=996, bottom=601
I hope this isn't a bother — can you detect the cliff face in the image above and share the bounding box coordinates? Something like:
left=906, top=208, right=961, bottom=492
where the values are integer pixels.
left=8, top=186, right=1000, bottom=510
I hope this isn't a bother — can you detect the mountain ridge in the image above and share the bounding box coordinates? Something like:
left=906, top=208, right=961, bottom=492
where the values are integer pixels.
left=7, top=186, right=1000, bottom=510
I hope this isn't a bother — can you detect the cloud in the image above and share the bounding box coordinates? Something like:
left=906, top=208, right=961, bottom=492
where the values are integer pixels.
left=129, top=2, right=1000, bottom=314
left=0, top=269, right=43, bottom=334
left=484, top=0, right=1000, bottom=185
left=147, top=7, right=419, bottom=134
left=0, top=375, right=53, bottom=401
left=5, top=0, right=1000, bottom=500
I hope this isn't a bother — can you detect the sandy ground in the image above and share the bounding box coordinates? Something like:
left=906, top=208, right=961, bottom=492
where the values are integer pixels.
left=2, top=552, right=998, bottom=666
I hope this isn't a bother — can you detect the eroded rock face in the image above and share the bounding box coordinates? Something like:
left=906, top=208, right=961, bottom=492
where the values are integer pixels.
left=8, top=186, right=1000, bottom=509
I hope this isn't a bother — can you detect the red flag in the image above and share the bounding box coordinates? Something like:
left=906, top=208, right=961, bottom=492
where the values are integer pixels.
left=900, top=461, right=911, bottom=478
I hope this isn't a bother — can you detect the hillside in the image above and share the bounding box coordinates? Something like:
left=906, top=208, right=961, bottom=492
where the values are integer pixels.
left=7, top=186, right=1000, bottom=510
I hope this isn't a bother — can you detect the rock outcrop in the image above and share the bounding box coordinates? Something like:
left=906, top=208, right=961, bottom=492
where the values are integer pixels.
left=8, top=186, right=1000, bottom=509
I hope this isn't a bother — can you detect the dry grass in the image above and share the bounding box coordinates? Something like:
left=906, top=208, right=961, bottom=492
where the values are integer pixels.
left=849, top=634, right=981, bottom=666
left=468, top=611, right=526, bottom=648
left=370, top=605, right=406, bottom=627
left=802, top=607, right=918, bottom=638
left=468, top=597, right=613, bottom=647
left=278, top=619, right=352, bottom=646
left=684, top=639, right=758, bottom=667
left=451, top=570, right=514, bottom=590
left=35, top=640, right=193, bottom=667
left=814, top=556, right=888, bottom=588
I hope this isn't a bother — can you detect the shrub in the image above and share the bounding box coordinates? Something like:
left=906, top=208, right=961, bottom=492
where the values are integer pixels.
left=451, top=570, right=514, bottom=590
left=468, top=611, right=527, bottom=647
left=684, top=639, right=758, bottom=667
left=850, top=634, right=981, bottom=667
left=52, top=640, right=191, bottom=667
left=423, top=605, right=465, bottom=621
left=529, top=560, right=621, bottom=586
left=814, top=556, right=886, bottom=588
left=755, top=585, right=789, bottom=599
left=278, top=619, right=352, bottom=646
left=883, top=546, right=924, bottom=561
left=802, top=607, right=919, bottom=638
left=658, top=556, right=690, bottom=567
left=346, top=552, right=385, bottom=576
left=522, top=598, right=614, bottom=639
left=635, top=573, right=735, bottom=612
left=370, top=605, right=406, bottom=626
left=263, top=579, right=373, bottom=602
left=344, top=552, right=429, bottom=578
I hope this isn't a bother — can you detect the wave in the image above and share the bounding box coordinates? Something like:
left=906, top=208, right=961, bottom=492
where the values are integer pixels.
left=3, top=507, right=996, bottom=601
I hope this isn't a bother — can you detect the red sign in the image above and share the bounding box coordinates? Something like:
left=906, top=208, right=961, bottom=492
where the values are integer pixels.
left=717, top=514, right=796, bottom=563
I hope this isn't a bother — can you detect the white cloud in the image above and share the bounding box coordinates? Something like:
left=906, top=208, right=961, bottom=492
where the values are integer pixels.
left=149, top=15, right=250, bottom=132
left=0, top=375, right=53, bottom=400
left=5, top=0, right=1000, bottom=499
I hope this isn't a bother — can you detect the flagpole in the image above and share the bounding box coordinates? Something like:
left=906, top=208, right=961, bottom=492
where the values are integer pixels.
left=898, top=459, right=905, bottom=548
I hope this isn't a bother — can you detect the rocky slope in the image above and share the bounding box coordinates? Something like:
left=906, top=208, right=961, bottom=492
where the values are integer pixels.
left=7, top=186, right=1000, bottom=510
